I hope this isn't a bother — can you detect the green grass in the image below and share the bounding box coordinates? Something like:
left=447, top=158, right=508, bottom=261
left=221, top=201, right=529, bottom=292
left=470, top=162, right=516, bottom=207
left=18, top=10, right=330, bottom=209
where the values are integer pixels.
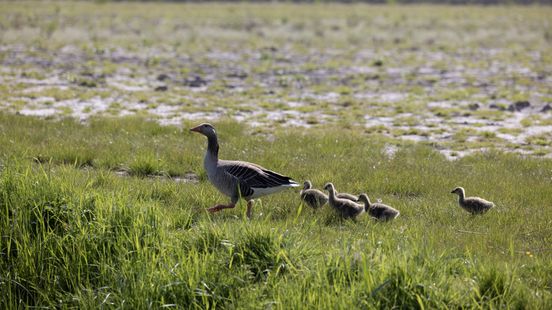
left=1, top=114, right=551, bottom=308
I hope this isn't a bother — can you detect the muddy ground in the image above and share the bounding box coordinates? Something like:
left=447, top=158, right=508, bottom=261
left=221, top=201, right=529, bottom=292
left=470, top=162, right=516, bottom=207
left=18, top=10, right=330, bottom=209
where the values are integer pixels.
left=0, top=2, right=551, bottom=159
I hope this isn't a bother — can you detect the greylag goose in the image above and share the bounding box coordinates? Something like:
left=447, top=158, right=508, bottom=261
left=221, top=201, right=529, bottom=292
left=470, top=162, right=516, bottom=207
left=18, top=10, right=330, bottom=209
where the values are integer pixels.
left=357, top=194, right=400, bottom=221
left=191, top=123, right=299, bottom=218
left=300, top=180, right=328, bottom=210
left=451, top=187, right=494, bottom=214
left=323, top=183, right=364, bottom=219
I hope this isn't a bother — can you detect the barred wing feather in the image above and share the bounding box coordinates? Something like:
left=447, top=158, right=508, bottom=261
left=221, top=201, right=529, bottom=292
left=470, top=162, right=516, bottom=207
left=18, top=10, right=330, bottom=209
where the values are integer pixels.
left=222, top=161, right=298, bottom=198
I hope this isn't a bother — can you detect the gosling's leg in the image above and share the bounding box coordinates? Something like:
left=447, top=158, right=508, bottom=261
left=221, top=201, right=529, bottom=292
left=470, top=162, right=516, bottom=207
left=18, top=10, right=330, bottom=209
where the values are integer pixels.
left=246, top=200, right=253, bottom=219
left=207, top=203, right=236, bottom=213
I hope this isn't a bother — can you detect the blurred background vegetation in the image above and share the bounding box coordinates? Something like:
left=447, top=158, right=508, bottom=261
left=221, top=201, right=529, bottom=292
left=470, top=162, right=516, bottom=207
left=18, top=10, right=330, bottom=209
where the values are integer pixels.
left=91, top=0, right=552, bottom=5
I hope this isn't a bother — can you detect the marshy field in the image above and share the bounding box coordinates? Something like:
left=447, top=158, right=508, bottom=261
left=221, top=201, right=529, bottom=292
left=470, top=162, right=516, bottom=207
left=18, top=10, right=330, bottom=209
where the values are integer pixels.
left=1, top=1, right=552, bottom=308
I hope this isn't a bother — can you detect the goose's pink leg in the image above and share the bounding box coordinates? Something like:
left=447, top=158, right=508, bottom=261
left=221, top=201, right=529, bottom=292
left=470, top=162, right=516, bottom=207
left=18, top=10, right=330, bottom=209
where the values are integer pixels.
left=207, top=203, right=236, bottom=213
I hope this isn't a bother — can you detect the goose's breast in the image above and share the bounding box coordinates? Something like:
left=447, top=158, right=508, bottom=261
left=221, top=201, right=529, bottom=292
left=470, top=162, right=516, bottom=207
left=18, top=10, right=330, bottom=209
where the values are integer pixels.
left=208, top=167, right=236, bottom=197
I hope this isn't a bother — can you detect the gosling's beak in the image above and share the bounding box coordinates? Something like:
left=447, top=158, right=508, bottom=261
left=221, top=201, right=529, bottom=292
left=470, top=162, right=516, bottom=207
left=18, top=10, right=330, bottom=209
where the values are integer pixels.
left=190, top=125, right=201, bottom=133
left=450, top=190, right=455, bottom=194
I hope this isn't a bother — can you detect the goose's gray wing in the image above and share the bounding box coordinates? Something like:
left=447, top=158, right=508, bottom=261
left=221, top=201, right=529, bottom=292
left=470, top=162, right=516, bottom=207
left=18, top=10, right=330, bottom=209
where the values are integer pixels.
left=220, top=160, right=298, bottom=198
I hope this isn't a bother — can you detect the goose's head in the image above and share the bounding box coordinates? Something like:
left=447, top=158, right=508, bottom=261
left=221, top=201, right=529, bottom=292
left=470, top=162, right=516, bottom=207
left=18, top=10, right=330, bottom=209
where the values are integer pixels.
left=323, top=182, right=335, bottom=192
left=450, top=187, right=465, bottom=196
left=303, top=180, right=313, bottom=190
left=190, top=123, right=216, bottom=137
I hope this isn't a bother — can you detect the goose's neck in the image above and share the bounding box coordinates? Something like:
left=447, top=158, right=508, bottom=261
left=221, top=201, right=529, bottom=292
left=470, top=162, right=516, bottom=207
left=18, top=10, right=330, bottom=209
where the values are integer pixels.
left=207, top=134, right=219, bottom=159
left=457, top=191, right=465, bottom=203
left=204, top=134, right=219, bottom=171
left=361, top=197, right=371, bottom=211
left=328, top=188, right=336, bottom=200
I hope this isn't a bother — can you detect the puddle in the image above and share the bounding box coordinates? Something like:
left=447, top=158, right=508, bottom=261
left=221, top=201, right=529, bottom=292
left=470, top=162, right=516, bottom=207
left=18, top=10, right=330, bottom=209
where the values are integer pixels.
left=383, top=144, right=398, bottom=159
left=114, top=169, right=200, bottom=184
left=18, top=107, right=59, bottom=117
left=173, top=173, right=200, bottom=184
left=355, top=92, right=407, bottom=103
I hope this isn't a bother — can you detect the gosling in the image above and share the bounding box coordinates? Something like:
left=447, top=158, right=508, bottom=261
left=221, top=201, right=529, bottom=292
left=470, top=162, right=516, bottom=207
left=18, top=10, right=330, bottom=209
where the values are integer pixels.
left=451, top=187, right=494, bottom=215
left=336, top=191, right=359, bottom=202
left=300, top=180, right=328, bottom=210
left=357, top=194, right=400, bottom=221
left=323, top=183, right=365, bottom=219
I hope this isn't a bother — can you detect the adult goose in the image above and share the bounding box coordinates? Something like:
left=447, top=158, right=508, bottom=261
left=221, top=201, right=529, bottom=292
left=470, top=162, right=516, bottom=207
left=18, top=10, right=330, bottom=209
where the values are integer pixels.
left=191, top=123, right=299, bottom=218
left=450, top=187, right=494, bottom=215
left=357, top=194, right=400, bottom=221
left=300, top=180, right=328, bottom=210
left=323, top=182, right=365, bottom=219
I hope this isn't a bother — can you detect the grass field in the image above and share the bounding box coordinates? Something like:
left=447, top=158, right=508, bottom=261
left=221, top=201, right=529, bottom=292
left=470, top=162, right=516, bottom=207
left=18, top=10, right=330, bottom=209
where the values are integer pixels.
left=1, top=1, right=552, bottom=309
